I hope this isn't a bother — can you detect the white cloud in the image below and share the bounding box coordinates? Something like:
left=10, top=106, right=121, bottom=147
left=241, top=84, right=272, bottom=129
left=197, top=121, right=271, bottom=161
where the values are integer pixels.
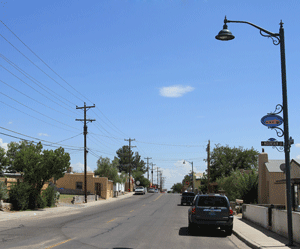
left=297, top=155, right=300, bottom=159
left=162, top=160, right=196, bottom=190
left=71, top=162, right=92, bottom=173
left=296, top=144, right=300, bottom=148
left=8, top=121, right=12, bottom=125
left=159, top=85, right=195, bottom=98
left=38, top=133, right=49, bottom=137
left=0, top=138, right=8, bottom=151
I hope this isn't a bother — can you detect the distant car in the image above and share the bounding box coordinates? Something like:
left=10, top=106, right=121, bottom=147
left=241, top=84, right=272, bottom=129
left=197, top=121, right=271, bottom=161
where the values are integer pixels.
left=148, top=188, right=155, bottom=193
left=154, top=189, right=159, bottom=193
left=135, top=186, right=145, bottom=195
left=181, top=192, right=195, bottom=205
left=188, top=194, right=233, bottom=235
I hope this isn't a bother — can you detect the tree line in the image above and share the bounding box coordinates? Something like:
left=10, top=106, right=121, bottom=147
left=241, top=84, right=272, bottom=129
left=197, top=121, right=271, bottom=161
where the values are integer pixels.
left=171, top=144, right=259, bottom=204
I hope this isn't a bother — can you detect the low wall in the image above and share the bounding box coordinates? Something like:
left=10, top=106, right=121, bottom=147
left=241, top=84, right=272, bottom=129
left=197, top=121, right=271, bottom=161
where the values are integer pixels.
left=242, top=204, right=300, bottom=244
left=57, top=188, right=91, bottom=195
left=242, top=204, right=268, bottom=228
left=72, top=195, right=98, bottom=204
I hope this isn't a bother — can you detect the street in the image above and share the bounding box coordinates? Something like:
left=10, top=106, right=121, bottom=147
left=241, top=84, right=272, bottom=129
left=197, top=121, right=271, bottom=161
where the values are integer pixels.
left=0, top=193, right=251, bottom=249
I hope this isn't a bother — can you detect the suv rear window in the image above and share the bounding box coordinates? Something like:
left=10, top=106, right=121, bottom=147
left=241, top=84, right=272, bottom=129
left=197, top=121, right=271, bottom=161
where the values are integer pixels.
left=197, top=196, right=228, bottom=207
left=182, top=192, right=195, bottom=196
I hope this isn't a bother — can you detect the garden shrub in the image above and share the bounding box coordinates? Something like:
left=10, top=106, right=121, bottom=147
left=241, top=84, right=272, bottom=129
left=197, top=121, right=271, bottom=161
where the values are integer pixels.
left=42, top=185, right=56, bottom=207
left=9, top=182, right=31, bottom=211
left=0, top=181, right=8, bottom=200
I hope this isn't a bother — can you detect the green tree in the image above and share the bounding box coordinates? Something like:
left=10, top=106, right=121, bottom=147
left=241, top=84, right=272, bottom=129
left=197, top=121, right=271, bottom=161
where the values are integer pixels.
left=132, top=171, right=150, bottom=188
left=216, top=168, right=258, bottom=203
left=171, top=182, right=183, bottom=193
left=7, top=141, right=70, bottom=209
left=94, top=156, right=123, bottom=183
left=205, top=144, right=259, bottom=183
left=0, top=147, right=8, bottom=172
left=115, top=146, right=146, bottom=176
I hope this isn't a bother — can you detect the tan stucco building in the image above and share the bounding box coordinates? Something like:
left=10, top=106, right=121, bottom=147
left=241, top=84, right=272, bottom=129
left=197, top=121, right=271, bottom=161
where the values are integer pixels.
left=258, top=152, right=300, bottom=209
left=55, top=172, right=114, bottom=199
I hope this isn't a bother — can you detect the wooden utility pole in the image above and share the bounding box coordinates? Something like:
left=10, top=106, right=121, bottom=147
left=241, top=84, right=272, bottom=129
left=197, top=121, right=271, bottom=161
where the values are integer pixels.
left=206, top=140, right=211, bottom=193
left=144, top=157, right=152, bottom=180
left=76, top=102, right=95, bottom=203
left=125, top=138, right=136, bottom=192
left=151, top=163, right=156, bottom=187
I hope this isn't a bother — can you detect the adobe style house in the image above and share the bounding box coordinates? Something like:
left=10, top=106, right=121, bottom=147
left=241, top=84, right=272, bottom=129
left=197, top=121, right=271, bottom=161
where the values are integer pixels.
left=258, top=152, right=300, bottom=209
left=55, top=172, right=114, bottom=199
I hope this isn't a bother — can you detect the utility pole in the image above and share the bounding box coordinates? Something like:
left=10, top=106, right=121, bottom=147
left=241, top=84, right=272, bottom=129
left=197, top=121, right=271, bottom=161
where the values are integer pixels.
left=151, top=163, right=156, bottom=187
left=206, top=140, right=211, bottom=194
left=125, top=138, right=136, bottom=192
left=144, top=157, right=152, bottom=180
left=76, top=102, right=95, bottom=203
left=160, top=171, right=163, bottom=192
left=156, top=167, right=160, bottom=189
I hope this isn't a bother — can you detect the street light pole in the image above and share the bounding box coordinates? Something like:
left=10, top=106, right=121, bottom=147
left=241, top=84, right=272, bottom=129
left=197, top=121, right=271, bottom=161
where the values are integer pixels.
left=216, top=17, right=293, bottom=246
left=184, top=160, right=194, bottom=193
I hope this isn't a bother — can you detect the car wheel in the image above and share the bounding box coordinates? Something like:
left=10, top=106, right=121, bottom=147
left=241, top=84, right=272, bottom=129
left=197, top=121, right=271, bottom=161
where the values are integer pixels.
left=225, top=225, right=233, bottom=236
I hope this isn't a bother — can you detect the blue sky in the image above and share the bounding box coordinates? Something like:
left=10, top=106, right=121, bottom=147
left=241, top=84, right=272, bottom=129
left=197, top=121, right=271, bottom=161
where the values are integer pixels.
left=1, top=0, right=300, bottom=190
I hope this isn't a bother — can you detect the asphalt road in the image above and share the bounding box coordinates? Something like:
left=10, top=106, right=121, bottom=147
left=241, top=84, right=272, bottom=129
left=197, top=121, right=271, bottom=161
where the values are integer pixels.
left=0, top=193, right=251, bottom=249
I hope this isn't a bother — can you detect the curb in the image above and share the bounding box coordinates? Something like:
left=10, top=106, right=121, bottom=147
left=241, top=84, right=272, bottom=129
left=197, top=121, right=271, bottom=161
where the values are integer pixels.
left=232, top=229, right=260, bottom=249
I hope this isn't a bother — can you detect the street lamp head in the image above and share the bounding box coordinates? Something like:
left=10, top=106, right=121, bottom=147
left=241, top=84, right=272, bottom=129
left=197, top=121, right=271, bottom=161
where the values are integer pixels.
left=216, top=17, right=235, bottom=41
left=215, top=23, right=235, bottom=41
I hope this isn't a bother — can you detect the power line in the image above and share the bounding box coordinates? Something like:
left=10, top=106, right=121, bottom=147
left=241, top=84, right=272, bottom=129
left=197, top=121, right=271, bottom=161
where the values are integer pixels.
left=0, top=20, right=128, bottom=139
left=0, top=79, right=76, bottom=119
left=0, top=54, right=77, bottom=109
left=0, top=91, right=79, bottom=130
left=0, top=100, right=80, bottom=132
left=0, top=126, right=83, bottom=149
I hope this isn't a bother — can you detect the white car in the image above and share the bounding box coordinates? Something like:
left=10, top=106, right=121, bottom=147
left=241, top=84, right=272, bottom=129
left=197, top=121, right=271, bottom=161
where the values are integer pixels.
left=135, top=186, right=145, bottom=195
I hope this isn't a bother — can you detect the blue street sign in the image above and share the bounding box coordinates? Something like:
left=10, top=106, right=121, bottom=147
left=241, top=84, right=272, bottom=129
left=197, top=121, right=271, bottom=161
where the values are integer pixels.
left=261, top=114, right=284, bottom=128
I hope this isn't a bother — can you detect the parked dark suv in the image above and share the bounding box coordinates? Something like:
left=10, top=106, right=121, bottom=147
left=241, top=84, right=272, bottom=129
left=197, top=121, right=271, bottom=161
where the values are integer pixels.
left=181, top=192, right=195, bottom=206
left=188, top=194, right=233, bottom=235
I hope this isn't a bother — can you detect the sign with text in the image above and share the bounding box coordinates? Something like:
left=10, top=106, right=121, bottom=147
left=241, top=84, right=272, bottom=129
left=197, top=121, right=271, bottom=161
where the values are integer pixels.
left=261, top=141, right=283, bottom=146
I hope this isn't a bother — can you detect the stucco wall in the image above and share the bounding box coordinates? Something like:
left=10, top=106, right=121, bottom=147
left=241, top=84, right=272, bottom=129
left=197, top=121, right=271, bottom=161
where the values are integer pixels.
left=242, top=204, right=268, bottom=228
left=55, top=173, right=111, bottom=199
left=258, top=153, right=268, bottom=204
left=243, top=205, right=300, bottom=244
left=268, top=172, right=286, bottom=205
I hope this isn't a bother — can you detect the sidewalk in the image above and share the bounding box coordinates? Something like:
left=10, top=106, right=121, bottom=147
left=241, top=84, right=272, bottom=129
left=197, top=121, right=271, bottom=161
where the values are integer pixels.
left=233, top=214, right=300, bottom=249
left=0, top=192, right=135, bottom=222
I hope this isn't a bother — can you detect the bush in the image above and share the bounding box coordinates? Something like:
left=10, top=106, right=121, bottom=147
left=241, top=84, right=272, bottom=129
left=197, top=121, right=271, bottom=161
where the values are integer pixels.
left=42, top=185, right=56, bottom=207
left=9, top=182, right=31, bottom=211
left=0, top=181, right=8, bottom=200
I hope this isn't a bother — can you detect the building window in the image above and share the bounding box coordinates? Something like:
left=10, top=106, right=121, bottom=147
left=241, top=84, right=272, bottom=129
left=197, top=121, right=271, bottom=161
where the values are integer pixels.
left=76, top=182, right=83, bottom=190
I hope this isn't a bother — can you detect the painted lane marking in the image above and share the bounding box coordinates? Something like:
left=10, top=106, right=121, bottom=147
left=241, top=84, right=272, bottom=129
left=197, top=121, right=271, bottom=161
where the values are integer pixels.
left=130, top=210, right=134, bottom=212
left=45, top=238, right=72, bottom=249
left=107, top=218, right=116, bottom=223
left=154, top=194, right=162, bottom=201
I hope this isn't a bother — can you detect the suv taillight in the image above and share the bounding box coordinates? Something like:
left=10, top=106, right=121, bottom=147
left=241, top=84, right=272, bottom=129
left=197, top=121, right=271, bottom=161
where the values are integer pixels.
left=192, top=207, right=196, bottom=214
left=229, top=206, right=233, bottom=215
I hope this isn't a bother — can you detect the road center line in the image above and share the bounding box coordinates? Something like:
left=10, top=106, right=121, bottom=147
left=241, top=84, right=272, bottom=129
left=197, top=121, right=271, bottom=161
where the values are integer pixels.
left=107, top=218, right=116, bottom=223
left=154, top=194, right=162, bottom=201
left=45, top=238, right=72, bottom=249
left=130, top=210, right=134, bottom=212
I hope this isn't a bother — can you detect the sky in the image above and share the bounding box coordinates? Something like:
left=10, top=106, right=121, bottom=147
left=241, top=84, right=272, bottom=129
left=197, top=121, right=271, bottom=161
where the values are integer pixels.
left=1, top=0, right=300, bottom=191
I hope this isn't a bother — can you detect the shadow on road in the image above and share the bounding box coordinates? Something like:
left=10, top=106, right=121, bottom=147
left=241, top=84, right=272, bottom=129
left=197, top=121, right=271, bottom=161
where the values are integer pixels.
left=179, top=227, right=227, bottom=237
